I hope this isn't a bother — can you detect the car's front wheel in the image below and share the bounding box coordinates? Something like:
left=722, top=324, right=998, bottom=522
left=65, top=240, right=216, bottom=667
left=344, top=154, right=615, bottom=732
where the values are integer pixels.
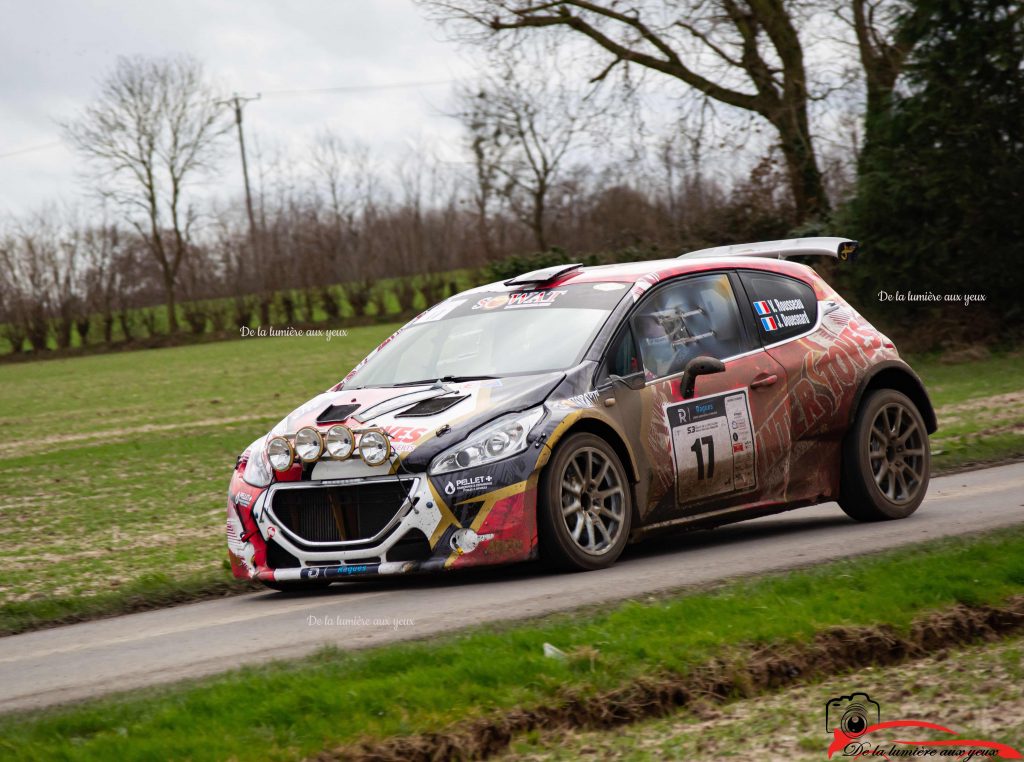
left=538, top=433, right=632, bottom=571
left=839, top=389, right=930, bottom=521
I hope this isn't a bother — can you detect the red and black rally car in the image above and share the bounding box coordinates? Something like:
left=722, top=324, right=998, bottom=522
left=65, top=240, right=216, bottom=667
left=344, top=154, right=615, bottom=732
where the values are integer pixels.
left=227, top=237, right=935, bottom=588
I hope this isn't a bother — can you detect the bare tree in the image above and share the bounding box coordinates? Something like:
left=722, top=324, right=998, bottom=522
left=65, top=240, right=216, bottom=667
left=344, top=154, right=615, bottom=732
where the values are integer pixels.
left=455, top=57, right=602, bottom=251
left=62, top=55, right=228, bottom=333
left=427, top=0, right=829, bottom=222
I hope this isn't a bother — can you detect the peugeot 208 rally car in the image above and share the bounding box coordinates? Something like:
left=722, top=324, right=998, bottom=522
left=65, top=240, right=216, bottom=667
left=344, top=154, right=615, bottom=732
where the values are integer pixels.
left=227, top=237, right=936, bottom=589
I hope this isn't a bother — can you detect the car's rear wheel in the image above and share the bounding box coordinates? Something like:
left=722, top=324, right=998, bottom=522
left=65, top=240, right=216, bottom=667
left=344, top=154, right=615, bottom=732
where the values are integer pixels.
left=538, top=433, right=632, bottom=571
left=839, top=389, right=930, bottom=521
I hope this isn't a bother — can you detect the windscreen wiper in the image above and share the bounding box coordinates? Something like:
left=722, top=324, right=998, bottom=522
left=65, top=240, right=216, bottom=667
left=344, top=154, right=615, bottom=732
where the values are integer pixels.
left=392, top=375, right=498, bottom=387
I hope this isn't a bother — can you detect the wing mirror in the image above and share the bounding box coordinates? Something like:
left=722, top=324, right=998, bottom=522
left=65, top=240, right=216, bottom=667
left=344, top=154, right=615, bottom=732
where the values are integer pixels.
left=680, top=356, right=725, bottom=399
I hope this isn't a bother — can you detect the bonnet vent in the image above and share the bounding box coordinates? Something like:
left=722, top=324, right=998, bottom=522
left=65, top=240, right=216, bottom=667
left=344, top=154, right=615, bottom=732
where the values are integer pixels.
left=316, top=403, right=360, bottom=424
left=395, top=395, right=469, bottom=418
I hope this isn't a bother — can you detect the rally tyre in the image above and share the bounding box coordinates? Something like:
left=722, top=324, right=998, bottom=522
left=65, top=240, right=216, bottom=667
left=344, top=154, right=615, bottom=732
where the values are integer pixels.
left=839, top=389, right=930, bottom=522
left=539, top=433, right=632, bottom=571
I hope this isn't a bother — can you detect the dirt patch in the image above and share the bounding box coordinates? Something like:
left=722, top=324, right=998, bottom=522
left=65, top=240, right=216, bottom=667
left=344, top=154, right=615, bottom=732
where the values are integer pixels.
left=317, top=597, right=1024, bottom=762
left=935, top=391, right=1024, bottom=429
left=0, top=414, right=269, bottom=458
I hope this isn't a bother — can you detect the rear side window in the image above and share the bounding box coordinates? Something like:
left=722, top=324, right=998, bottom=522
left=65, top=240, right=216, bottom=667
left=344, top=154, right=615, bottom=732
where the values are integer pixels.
left=740, top=272, right=818, bottom=343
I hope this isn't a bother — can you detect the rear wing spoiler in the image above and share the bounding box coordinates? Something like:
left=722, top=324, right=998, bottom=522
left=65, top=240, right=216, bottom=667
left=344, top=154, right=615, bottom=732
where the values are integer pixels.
left=679, top=237, right=859, bottom=263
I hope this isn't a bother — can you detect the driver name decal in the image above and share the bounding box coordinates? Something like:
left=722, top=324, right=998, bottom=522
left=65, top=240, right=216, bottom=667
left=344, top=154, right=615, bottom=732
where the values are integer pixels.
left=667, top=389, right=756, bottom=503
left=753, top=297, right=811, bottom=331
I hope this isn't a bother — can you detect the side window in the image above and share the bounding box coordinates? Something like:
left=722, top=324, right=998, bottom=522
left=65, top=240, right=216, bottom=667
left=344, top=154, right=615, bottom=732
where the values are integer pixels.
left=602, top=325, right=641, bottom=379
left=740, top=272, right=818, bottom=343
left=632, top=274, right=751, bottom=380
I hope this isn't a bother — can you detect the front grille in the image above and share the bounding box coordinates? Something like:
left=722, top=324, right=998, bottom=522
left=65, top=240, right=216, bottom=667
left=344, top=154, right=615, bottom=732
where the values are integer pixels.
left=271, top=480, right=411, bottom=543
left=266, top=538, right=301, bottom=569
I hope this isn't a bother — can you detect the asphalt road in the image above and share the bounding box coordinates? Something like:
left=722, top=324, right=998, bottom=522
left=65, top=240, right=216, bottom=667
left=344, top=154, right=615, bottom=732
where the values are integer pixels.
left=3, top=462, right=1023, bottom=715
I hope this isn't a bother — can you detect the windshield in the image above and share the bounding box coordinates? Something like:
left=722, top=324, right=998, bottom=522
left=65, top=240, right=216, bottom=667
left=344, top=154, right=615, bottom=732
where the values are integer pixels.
left=345, top=283, right=627, bottom=387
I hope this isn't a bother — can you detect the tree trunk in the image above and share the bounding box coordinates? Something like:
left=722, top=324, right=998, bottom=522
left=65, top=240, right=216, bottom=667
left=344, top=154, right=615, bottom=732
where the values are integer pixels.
left=531, top=185, right=548, bottom=251
left=163, top=270, right=178, bottom=334
left=774, top=110, right=830, bottom=221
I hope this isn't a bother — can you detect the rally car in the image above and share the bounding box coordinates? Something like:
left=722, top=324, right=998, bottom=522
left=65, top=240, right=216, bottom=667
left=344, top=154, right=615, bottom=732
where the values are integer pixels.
left=227, top=237, right=935, bottom=589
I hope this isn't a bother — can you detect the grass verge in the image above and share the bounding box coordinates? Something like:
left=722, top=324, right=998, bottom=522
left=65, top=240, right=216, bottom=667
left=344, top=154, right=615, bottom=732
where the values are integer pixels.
left=496, top=635, right=1024, bottom=761
left=2, top=528, right=1024, bottom=761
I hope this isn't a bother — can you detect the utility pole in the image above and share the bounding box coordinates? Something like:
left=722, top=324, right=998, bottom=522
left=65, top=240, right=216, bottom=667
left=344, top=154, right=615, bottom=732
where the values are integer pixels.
left=217, top=93, right=261, bottom=253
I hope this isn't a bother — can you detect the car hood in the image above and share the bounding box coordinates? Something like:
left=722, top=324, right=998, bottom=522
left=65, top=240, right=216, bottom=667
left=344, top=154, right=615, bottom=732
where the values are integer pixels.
left=269, top=372, right=566, bottom=470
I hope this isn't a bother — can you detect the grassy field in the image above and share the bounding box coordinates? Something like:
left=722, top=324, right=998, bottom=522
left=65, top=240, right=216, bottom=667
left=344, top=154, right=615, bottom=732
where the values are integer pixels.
left=0, top=330, right=1021, bottom=635
left=1, top=529, right=1023, bottom=761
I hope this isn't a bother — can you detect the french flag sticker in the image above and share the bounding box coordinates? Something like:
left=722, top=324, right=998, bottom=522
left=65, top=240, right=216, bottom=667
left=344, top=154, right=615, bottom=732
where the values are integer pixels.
left=760, top=316, right=779, bottom=331
left=753, top=300, right=771, bottom=316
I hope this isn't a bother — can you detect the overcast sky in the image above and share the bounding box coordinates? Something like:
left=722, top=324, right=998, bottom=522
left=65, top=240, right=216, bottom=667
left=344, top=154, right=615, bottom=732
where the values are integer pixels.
left=0, top=0, right=478, bottom=216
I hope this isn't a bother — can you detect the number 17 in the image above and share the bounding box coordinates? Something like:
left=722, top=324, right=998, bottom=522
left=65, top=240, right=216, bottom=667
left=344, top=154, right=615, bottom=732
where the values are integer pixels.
left=690, top=435, right=715, bottom=480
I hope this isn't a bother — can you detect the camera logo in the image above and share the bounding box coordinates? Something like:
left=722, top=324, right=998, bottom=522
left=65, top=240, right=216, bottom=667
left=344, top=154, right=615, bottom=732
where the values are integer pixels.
left=826, top=693, right=880, bottom=738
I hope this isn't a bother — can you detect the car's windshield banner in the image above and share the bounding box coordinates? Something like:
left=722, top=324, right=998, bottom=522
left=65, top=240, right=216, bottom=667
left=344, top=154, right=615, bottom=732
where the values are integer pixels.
left=413, top=283, right=626, bottom=324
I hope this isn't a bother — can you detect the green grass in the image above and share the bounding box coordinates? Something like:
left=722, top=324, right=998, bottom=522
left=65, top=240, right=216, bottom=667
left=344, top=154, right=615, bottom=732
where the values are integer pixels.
left=910, top=351, right=1024, bottom=470
left=2, top=528, right=1024, bottom=761
left=0, top=323, right=401, bottom=633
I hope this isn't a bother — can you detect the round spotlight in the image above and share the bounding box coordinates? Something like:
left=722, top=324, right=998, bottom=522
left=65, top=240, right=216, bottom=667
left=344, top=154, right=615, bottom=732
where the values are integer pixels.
left=325, top=425, right=355, bottom=459
left=359, top=429, right=391, bottom=466
left=267, top=436, right=294, bottom=472
left=294, top=427, right=324, bottom=463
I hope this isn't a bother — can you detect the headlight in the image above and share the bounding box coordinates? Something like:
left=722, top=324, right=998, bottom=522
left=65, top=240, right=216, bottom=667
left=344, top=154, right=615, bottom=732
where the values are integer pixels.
left=325, top=425, right=354, bottom=459
left=267, top=436, right=294, bottom=472
left=242, top=436, right=272, bottom=487
left=429, top=407, right=545, bottom=475
left=294, top=426, right=324, bottom=463
left=359, top=429, right=391, bottom=466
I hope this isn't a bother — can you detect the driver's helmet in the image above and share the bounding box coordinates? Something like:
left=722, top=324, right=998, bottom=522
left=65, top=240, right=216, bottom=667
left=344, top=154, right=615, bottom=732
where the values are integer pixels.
left=636, top=313, right=673, bottom=377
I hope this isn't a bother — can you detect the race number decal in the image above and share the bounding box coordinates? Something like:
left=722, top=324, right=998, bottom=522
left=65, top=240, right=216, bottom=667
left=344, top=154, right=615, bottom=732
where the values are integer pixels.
left=667, top=390, right=756, bottom=503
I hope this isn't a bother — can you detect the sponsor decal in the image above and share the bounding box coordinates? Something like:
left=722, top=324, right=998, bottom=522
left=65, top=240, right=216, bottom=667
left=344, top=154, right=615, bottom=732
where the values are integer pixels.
left=446, top=474, right=494, bottom=497
left=593, top=282, right=627, bottom=291
left=234, top=491, right=253, bottom=507
left=382, top=425, right=429, bottom=444
left=267, top=525, right=277, bottom=538
left=334, top=565, right=369, bottom=576
left=472, top=294, right=510, bottom=310
left=504, top=290, right=567, bottom=309
left=824, top=691, right=1022, bottom=760
left=666, top=389, right=757, bottom=502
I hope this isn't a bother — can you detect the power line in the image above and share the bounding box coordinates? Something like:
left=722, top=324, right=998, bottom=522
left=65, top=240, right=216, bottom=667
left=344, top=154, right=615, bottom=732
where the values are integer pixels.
left=259, top=78, right=455, bottom=97
left=0, top=141, right=63, bottom=160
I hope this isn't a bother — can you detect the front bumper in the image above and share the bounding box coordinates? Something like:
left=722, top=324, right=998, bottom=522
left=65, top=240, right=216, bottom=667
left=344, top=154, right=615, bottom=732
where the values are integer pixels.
left=226, top=452, right=543, bottom=583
